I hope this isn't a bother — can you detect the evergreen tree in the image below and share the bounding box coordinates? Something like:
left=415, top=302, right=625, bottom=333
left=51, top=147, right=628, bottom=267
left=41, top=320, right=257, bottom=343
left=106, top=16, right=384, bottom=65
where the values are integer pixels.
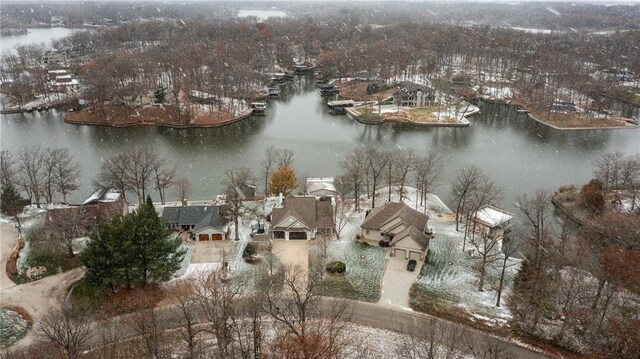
left=133, top=196, right=185, bottom=284
left=80, top=197, right=185, bottom=290
left=1, top=183, right=25, bottom=225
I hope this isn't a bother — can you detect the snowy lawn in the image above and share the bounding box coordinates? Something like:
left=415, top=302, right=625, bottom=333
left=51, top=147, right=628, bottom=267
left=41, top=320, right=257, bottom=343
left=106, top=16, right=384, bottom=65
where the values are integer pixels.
left=310, top=240, right=387, bottom=302
left=410, top=218, right=520, bottom=325
left=233, top=253, right=284, bottom=294
left=171, top=243, right=196, bottom=278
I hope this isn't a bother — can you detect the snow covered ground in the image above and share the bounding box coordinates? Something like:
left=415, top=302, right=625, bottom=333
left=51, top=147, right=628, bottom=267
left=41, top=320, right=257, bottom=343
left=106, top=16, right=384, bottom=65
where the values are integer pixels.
left=0, top=308, right=29, bottom=347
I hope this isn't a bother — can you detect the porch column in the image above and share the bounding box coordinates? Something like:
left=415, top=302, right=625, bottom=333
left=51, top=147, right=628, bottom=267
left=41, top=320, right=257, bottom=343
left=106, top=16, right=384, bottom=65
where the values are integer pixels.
left=285, top=231, right=289, bottom=240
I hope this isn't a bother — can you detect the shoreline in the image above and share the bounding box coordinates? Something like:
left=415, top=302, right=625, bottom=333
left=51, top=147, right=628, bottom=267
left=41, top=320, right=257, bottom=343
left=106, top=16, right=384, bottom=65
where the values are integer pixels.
left=475, top=97, right=639, bottom=131
left=345, top=107, right=477, bottom=127
left=64, top=109, right=254, bottom=129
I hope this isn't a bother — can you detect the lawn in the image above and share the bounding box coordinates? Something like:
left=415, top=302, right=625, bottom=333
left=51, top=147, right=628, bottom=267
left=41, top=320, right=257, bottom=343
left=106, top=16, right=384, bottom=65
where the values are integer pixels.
left=0, top=307, right=30, bottom=348
left=310, top=240, right=387, bottom=302
left=529, top=109, right=627, bottom=128
left=409, top=218, right=520, bottom=325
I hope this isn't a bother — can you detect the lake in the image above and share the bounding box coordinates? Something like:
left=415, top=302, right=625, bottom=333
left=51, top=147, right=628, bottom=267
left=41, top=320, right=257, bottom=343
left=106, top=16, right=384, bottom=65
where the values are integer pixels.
left=1, top=29, right=638, bottom=214
left=0, top=27, right=78, bottom=55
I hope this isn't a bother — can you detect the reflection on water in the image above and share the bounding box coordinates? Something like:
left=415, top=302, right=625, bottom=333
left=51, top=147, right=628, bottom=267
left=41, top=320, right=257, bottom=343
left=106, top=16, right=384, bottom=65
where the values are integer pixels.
left=1, top=78, right=638, bottom=212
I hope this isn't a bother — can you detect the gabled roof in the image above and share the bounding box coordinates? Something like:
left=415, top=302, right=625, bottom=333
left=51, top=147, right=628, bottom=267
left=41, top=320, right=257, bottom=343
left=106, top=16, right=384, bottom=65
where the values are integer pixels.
left=400, top=81, right=434, bottom=94
left=361, top=202, right=429, bottom=233
left=473, top=206, right=513, bottom=228
left=390, top=225, right=430, bottom=250
left=82, top=188, right=123, bottom=206
left=271, top=197, right=334, bottom=231
left=162, top=206, right=227, bottom=229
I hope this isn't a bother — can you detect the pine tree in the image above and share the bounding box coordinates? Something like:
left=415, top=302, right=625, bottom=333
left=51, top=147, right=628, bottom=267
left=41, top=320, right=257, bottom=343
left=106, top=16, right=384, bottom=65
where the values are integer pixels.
left=133, top=196, right=185, bottom=284
left=81, top=197, right=185, bottom=290
left=1, top=183, right=25, bottom=224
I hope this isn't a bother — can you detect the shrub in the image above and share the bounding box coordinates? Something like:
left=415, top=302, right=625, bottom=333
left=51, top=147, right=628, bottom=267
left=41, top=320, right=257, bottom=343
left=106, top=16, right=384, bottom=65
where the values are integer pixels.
left=582, top=179, right=605, bottom=213
left=326, top=261, right=346, bottom=274
left=243, top=243, right=257, bottom=261
left=379, top=240, right=390, bottom=247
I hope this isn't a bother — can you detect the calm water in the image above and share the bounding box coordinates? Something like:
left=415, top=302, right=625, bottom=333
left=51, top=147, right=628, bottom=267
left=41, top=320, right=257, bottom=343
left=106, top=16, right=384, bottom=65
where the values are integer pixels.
left=0, top=28, right=78, bottom=55
left=1, top=29, right=638, bottom=213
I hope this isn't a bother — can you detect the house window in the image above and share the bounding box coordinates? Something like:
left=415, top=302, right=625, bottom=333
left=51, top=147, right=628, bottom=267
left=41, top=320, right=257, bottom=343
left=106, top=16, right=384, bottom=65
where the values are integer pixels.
left=366, top=229, right=370, bottom=235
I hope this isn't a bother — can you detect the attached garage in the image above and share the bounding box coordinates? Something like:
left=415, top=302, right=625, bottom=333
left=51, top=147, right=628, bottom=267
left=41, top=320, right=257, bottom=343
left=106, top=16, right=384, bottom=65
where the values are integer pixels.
left=289, top=231, right=308, bottom=240
left=394, top=248, right=407, bottom=259
left=195, top=226, right=226, bottom=242
left=212, top=233, right=223, bottom=241
left=409, top=251, right=422, bottom=261
left=198, top=234, right=210, bottom=241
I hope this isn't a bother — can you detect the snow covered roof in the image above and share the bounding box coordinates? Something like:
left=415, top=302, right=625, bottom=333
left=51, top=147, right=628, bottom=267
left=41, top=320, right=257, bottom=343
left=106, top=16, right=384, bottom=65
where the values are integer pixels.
left=306, top=177, right=336, bottom=196
left=474, top=206, right=513, bottom=228
left=82, top=188, right=123, bottom=205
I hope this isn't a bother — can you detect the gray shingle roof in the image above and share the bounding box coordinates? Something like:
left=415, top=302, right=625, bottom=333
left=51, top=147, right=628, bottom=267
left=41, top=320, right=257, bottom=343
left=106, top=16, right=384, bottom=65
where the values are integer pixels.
left=162, top=206, right=226, bottom=229
left=361, top=202, right=429, bottom=233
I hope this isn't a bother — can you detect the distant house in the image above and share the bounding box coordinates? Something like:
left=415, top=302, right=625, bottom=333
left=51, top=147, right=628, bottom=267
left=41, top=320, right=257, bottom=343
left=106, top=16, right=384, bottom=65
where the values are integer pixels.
left=306, top=177, right=337, bottom=198
left=45, top=189, right=127, bottom=237
left=270, top=197, right=334, bottom=240
left=360, top=202, right=432, bottom=261
left=469, top=205, right=513, bottom=251
left=393, top=81, right=436, bottom=107
left=225, top=183, right=257, bottom=201
left=551, top=101, right=576, bottom=111
left=162, top=205, right=228, bottom=241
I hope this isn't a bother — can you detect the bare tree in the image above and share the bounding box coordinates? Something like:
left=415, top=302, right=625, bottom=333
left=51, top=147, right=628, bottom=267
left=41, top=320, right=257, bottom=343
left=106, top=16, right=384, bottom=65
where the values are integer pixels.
left=593, top=152, right=625, bottom=189
left=260, top=146, right=278, bottom=198
left=126, top=148, right=158, bottom=204
left=222, top=167, right=254, bottom=240
left=169, top=280, right=205, bottom=359
left=51, top=148, right=79, bottom=204
left=365, top=146, right=389, bottom=209
left=175, top=176, right=192, bottom=202
left=340, top=148, right=366, bottom=211
left=465, top=335, right=509, bottom=359
left=127, top=308, right=173, bottom=359
left=276, top=148, right=295, bottom=168
left=515, top=190, right=552, bottom=271
left=38, top=305, right=92, bottom=359
left=451, top=166, right=483, bottom=231
left=0, top=150, right=17, bottom=188
left=415, top=153, right=442, bottom=213
left=398, top=318, right=465, bottom=359
left=96, top=152, right=129, bottom=201
left=335, top=201, right=356, bottom=239
left=395, top=149, right=417, bottom=201
left=496, top=232, right=521, bottom=307
left=152, top=158, right=176, bottom=205
left=17, top=146, right=46, bottom=208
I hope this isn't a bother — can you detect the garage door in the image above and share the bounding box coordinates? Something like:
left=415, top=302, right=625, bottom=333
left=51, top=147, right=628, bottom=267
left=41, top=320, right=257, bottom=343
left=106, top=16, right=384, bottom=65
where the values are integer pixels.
left=212, top=233, right=223, bottom=241
left=409, top=251, right=422, bottom=261
left=394, top=248, right=406, bottom=259
left=289, top=232, right=307, bottom=240
left=198, top=234, right=210, bottom=241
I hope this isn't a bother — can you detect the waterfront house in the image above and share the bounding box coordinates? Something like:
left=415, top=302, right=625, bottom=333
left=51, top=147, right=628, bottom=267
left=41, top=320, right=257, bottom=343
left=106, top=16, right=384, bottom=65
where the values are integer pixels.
left=468, top=205, right=513, bottom=251
left=320, top=84, right=339, bottom=96
left=360, top=202, right=432, bottom=261
left=306, top=177, right=337, bottom=198
left=270, top=197, right=334, bottom=240
left=551, top=101, right=576, bottom=111
left=162, top=205, right=228, bottom=241
left=392, top=81, right=436, bottom=107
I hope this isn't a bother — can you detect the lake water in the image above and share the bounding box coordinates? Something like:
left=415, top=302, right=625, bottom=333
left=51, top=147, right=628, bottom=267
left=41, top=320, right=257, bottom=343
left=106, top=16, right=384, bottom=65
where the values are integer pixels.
left=0, top=27, right=78, bottom=55
left=237, top=9, right=287, bottom=21
left=1, top=29, right=638, bottom=213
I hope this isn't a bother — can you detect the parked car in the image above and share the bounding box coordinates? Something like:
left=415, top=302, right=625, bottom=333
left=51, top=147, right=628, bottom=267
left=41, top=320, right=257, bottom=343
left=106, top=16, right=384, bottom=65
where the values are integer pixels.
left=407, top=259, right=417, bottom=272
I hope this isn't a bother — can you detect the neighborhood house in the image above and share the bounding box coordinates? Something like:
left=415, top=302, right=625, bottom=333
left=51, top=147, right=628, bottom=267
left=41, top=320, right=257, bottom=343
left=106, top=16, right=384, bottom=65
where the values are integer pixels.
left=270, top=196, right=334, bottom=240
left=306, top=177, right=337, bottom=198
left=469, top=205, right=513, bottom=251
left=360, top=202, right=432, bottom=261
left=45, top=188, right=127, bottom=236
left=393, top=81, right=436, bottom=107
left=162, top=205, right=229, bottom=241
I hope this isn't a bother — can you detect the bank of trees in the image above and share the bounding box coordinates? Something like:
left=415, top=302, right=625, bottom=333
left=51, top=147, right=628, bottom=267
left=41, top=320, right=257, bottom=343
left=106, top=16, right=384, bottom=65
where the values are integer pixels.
left=508, top=183, right=640, bottom=358
left=96, top=148, right=176, bottom=205
left=338, top=146, right=442, bottom=212
left=0, top=147, right=79, bottom=208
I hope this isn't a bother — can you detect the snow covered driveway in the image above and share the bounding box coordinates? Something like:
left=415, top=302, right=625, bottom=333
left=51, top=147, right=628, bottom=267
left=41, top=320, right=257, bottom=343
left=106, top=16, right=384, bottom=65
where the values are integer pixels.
left=378, top=255, right=422, bottom=309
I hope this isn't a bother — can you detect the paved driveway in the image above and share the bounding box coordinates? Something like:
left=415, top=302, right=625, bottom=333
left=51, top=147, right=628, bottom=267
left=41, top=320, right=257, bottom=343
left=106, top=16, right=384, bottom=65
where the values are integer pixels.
left=190, top=241, right=234, bottom=263
left=378, top=254, right=423, bottom=309
left=0, top=222, right=19, bottom=290
left=273, top=240, right=309, bottom=275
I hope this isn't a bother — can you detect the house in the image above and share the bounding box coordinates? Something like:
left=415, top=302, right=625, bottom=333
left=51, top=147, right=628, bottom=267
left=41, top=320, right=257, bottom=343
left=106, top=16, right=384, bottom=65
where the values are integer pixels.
left=360, top=202, right=432, bottom=261
left=162, top=205, right=228, bottom=241
left=551, top=101, right=576, bottom=111
left=469, top=205, right=513, bottom=251
left=225, top=183, right=257, bottom=201
left=270, top=197, right=334, bottom=240
left=306, top=177, right=337, bottom=198
left=392, top=81, right=436, bottom=107
left=45, top=189, right=127, bottom=236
